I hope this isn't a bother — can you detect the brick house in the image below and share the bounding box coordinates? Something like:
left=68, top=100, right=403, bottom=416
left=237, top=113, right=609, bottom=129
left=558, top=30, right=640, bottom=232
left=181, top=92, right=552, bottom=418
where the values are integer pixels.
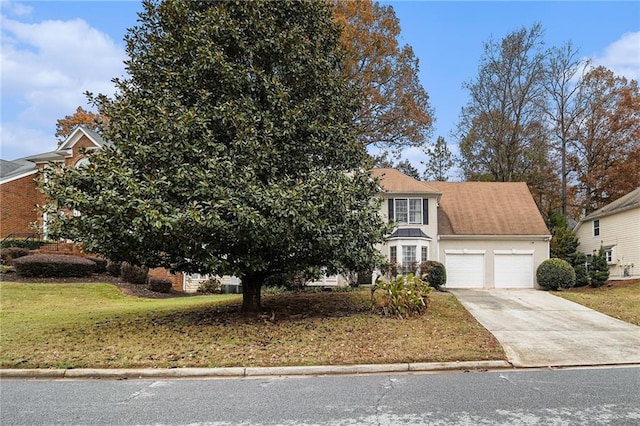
left=1, top=126, right=107, bottom=239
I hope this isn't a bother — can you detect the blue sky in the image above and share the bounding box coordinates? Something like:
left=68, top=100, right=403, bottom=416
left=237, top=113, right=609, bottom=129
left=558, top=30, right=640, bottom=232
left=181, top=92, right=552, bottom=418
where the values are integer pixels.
left=2, top=1, right=639, bottom=176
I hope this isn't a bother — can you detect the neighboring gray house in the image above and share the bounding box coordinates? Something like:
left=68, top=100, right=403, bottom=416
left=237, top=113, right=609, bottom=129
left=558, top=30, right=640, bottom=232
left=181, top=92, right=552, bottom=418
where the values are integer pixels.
left=574, top=187, right=640, bottom=279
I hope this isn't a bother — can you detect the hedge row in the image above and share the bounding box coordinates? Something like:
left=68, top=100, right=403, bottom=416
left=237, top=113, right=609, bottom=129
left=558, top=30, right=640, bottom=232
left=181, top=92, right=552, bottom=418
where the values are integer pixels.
left=13, top=254, right=96, bottom=278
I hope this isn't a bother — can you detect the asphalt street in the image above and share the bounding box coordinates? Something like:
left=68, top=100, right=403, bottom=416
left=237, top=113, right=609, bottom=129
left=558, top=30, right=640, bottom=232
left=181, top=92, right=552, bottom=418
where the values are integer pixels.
left=2, top=366, right=639, bottom=425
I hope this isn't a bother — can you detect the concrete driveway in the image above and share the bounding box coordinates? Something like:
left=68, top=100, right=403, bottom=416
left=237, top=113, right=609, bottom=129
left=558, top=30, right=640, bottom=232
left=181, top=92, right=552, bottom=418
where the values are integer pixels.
left=450, top=289, right=640, bottom=368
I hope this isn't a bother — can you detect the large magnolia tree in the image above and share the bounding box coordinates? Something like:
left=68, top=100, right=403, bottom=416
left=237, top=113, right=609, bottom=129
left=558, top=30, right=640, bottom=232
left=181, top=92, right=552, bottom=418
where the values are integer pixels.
left=43, top=0, right=390, bottom=312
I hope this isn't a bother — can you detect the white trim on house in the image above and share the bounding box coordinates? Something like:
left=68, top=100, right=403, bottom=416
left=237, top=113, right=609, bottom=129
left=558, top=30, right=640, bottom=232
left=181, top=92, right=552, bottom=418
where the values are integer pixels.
left=58, top=127, right=103, bottom=151
left=0, top=169, right=39, bottom=185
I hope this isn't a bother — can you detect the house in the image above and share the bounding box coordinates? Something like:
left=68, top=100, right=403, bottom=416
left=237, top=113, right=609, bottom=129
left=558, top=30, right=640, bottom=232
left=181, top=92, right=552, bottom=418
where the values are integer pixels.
left=573, top=187, right=640, bottom=279
left=1, top=126, right=107, bottom=239
left=371, top=168, right=551, bottom=289
left=1, top=132, right=551, bottom=290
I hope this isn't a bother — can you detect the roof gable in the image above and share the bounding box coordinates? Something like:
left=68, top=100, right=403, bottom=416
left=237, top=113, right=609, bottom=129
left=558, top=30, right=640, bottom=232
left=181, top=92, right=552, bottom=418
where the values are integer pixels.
left=371, top=168, right=440, bottom=194
left=428, top=181, right=550, bottom=236
left=581, top=187, right=640, bottom=222
left=58, top=126, right=106, bottom=151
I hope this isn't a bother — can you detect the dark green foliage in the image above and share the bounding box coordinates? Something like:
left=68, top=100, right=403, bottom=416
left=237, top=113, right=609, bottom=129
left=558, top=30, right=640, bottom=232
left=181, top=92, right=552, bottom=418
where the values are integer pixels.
left=419, top=261, right=446, bottom=290
left=394, top=159, right=421, bottom=180
left=0, top=239, right=46, bottom=250
left=106, top=261, right=122, bottom=277
left=1, top=247, right=30, bottom=265
left=548, top=211, right=579, bottom=264
left=423, top=136, right=455, bottom=181
left=13, top=254, right=96, bottom=278
left=589, top=246, right=610, bottom=288
left=121, top=262, right=149, bottom=285
left=86, top=256, right=107, bottom=273
left=573, top=252, right=590, bottom=287
left=42, top=0, right=389, bottom=312
left=536, top=258, right=576, bottom=290
left=148, top=277, right=173, bottom=293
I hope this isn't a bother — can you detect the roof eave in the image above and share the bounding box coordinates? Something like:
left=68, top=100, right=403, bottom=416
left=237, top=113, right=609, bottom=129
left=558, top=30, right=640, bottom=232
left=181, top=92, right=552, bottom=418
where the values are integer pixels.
left=439, top=234, right=551, bottom=240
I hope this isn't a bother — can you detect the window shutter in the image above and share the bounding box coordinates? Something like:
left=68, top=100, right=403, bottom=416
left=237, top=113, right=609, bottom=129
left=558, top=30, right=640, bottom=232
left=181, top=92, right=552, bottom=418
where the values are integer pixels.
left=422, top=198, right=428, bottom=224
left=388, top=198, right=394, bottom=221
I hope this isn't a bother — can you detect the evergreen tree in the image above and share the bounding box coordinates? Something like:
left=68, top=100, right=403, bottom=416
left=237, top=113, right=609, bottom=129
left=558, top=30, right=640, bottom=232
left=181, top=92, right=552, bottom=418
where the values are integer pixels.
left=589, top=246, right=610, bottom=288
left=43, top=0, right=390, bottom=312
left=423, top=136, right=454, bottom=181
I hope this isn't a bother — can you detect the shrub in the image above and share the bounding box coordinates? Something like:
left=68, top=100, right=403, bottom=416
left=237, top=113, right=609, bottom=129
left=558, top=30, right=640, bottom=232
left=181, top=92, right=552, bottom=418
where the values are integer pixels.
left=0, top=238, right=46, bottom=250
left=148, top=277, right=173, bottom=293
left=197, top=277, right=222, bottom=294
left=419, top=261, right=446, bottom=290
left=86, top=256, right=107, bottom=274
left=106, top=261, right=122, bottom=277
left=573, top=252, right=590, bottom=287
left=589, top=246, right=610, bottom=288
left=536, top=258, right=576, bottom=290
left=13, top=254, right=96, bottom=278
left=121, top=262, right=149, bottom=284
left=372, top=273, right=432, bottom=318
left=1, top=247, right=30, bottom=265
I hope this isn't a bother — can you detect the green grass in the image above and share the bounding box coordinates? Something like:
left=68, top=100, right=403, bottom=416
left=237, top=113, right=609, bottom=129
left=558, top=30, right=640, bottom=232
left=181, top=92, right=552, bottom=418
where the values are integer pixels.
left=0, top=282, right=505, bottom=369
left=554, top=279, right=640, bottom=326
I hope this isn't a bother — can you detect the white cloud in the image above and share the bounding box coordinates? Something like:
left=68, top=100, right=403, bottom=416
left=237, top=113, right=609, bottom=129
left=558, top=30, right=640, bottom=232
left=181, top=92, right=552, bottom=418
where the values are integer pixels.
left=0, top=13, right=126, bottom=159
left=0, top=122, right=53, bottom=160
left=592, top=31, right=640, bottom=81
left=1, top=1, right=33, bottom=17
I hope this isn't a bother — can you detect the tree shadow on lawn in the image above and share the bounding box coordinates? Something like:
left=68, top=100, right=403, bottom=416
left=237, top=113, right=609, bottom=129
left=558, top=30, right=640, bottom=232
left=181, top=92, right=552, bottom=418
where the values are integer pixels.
left=144, top=291, right=376, bottom=329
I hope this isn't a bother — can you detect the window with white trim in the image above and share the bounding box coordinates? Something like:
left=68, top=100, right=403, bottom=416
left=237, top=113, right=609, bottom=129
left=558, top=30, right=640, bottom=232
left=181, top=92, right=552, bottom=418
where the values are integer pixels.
left=421, top=246, right=429, bottom=262
left=402, top=245, right=416, bottom=272
left=605, top=247, right=615, bottom=264
left=389, top=246, right=397, bottom=263
left=593, top=219, right=600, bottom=237
left=395, top=199, right=422, bottom=224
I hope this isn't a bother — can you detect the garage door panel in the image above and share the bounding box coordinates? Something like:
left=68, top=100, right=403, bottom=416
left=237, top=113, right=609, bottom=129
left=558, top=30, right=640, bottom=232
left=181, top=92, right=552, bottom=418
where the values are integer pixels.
left=495, top=254, right=533, bottom=288
left=446, top=253, right=484, bottom=288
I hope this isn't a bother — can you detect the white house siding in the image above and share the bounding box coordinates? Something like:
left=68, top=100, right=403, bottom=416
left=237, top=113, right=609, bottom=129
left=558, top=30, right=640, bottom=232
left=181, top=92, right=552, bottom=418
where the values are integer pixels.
left=575, top=208, right=640, bottom=279
left=183, top=274, right=242, bottom=293
left=379, top=195, right=439, bottom=262
left=438, top=237, right=549, bottom=289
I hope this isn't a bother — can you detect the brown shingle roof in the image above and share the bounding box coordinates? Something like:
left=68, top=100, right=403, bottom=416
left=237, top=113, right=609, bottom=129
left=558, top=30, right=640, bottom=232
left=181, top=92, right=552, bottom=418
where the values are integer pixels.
left=428, top=181, right=550, bottom=236
left=371, top=168, right=440, bottom=194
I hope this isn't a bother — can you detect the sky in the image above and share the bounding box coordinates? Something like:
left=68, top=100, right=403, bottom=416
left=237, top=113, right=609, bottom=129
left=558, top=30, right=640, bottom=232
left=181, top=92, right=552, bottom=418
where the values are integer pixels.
left=1, top=1, right=639, bottom=176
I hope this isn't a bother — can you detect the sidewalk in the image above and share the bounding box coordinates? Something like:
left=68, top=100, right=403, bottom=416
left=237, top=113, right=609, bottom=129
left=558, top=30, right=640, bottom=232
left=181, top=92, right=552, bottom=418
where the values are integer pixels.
left=450, top=289, right=640, bottom=368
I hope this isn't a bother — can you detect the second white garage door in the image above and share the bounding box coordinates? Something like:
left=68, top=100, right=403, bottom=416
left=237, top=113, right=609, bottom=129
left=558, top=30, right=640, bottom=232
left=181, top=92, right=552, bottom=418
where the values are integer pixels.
left=446, top=253, right=484, bottom=288
left=494, top=253, right=534, bottom=288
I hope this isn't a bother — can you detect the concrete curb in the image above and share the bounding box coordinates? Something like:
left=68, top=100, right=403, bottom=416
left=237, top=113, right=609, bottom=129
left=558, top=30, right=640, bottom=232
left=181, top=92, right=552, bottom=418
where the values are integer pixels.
left=0, top=360, right=511, bottom=379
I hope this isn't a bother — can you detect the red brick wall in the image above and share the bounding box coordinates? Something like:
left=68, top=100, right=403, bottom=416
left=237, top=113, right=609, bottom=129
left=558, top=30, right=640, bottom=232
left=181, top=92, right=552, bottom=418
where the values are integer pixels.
left=149, top=268, right=185, bottom=292
left=0, top=135, right=97, bottom=239
left=65, top=135, right=94, bottom=167
left=0, top=173, right=45, bottom=238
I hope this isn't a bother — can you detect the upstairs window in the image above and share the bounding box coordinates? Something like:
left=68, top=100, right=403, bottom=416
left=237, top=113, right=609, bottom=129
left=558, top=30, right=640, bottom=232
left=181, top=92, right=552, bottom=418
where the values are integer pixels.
left=593, top=219, right=600, bottom=237
left=391, top=198, right=426, bottom=224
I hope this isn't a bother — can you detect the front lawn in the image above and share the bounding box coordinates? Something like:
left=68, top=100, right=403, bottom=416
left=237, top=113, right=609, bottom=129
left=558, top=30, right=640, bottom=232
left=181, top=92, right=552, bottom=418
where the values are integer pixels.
left=553, top=279, right=640, bottom=326
left=0, top=282, right=505, bottom=369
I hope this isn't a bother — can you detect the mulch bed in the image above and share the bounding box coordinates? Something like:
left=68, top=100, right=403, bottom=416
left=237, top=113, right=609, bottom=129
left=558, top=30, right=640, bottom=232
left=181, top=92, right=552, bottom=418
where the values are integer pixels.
left=0, top=271, right=193, bottom=299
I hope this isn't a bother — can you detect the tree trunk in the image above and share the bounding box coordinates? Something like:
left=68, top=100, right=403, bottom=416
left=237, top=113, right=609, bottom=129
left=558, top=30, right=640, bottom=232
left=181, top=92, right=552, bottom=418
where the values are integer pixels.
left=241, top=272, right=265, bottom=313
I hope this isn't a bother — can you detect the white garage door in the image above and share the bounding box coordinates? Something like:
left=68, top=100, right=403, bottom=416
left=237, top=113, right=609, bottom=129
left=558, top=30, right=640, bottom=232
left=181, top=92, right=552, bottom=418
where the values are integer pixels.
left=495, top=254, right=533, bottom=288
left=446, top=253, right=484, bottom=288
